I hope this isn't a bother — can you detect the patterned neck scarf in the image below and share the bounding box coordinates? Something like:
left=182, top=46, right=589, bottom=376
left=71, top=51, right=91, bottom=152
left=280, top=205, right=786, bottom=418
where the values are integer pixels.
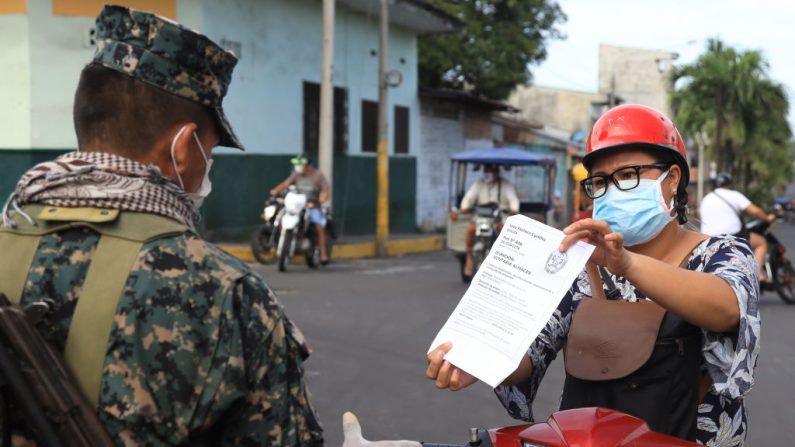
left=2, top=151, right=199, bottom=231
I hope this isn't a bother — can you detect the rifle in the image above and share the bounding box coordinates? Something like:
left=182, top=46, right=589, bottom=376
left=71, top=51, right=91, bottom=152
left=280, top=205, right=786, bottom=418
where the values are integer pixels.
left=0, top=293, right=114, bottom=446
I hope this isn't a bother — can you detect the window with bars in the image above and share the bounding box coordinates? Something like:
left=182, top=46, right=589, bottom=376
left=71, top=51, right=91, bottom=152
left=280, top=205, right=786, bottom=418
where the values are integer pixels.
left=361, top=100, right=379, bottom=153
left=302, top=81, right=348, bottom=159
left=394, top=105, right=409, bottom=154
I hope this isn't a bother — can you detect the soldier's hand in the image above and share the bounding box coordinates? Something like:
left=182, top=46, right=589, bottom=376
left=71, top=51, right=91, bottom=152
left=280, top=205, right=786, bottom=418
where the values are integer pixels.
left=342, top=412, right=421, bottom=447
left=425, top=342, right=478, bottom=391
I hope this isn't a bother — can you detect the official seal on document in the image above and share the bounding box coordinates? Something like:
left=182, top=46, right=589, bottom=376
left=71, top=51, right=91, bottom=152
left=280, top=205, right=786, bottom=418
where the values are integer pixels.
left=545, top=250, right=568, bottom=274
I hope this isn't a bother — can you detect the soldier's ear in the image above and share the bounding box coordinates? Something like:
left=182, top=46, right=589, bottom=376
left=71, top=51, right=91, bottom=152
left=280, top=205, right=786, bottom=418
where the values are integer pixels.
left=160, top=122, right=199, bottom=188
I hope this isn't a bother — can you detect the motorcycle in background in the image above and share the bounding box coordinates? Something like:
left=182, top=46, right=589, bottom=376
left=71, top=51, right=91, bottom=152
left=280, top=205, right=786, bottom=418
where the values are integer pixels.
left=773, top=196, right=795, bottom=223
left=449, top=203, right=502, bottom=283
left=747, top=208, right=795, bottom=304
left=445, top=148, right=558, bottom=284
left=250, top=187, right=335, bottom=271
left=251, top=195, right=282, bottom=264
left=469, top=203, right=502, bottom=280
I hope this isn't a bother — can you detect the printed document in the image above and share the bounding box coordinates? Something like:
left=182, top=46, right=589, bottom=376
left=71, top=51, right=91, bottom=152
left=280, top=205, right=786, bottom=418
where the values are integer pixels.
left=429, top=215, right=594, bottom=388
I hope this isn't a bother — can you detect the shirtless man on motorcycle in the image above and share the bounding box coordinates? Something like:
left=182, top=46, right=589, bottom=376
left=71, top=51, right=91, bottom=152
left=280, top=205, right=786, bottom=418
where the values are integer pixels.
left=270, top=154, right=331, bottom=264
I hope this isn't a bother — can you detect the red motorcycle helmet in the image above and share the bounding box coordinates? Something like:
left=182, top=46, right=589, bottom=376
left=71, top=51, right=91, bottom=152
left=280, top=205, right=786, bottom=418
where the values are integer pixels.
left=583, top=104, right=690, bottom=223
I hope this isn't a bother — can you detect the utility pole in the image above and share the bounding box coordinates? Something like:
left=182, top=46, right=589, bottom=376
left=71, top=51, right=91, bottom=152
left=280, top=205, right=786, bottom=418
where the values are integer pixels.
left=695, top=129, right=709, bottom=205
left=375, top=0, right=389, bottom=256
left=318, top=0, right=335, bottom=206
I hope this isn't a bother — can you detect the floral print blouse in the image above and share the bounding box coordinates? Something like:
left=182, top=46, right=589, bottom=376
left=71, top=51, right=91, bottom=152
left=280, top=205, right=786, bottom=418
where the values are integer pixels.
left=494, top=235, right=760, bottom=446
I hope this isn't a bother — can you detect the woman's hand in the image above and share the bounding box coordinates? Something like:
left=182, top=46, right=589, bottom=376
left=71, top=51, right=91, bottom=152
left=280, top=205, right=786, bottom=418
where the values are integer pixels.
left=425, top=342, right=478, bottom=391
left=559, top=218, right=634, bottom=276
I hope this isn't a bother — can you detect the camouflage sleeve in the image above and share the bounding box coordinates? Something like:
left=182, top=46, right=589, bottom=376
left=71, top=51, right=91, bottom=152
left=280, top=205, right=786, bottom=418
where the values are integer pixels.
left=218, top=274, right=324, bottom=446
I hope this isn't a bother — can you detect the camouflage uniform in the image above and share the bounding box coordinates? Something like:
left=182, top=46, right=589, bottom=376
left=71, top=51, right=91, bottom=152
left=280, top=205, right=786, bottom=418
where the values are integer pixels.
left=16, top=226, right=322, bottom=446
left=3, top=4, right=323, bottom=446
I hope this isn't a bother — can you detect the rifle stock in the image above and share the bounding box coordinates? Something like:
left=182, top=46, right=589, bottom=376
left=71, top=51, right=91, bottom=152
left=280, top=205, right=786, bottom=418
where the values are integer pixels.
left=0, top=295, right=114, bottom=446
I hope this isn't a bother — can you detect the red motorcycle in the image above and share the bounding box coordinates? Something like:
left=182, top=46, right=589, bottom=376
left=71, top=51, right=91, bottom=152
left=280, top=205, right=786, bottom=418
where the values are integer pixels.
left=344, top=407, right=699, bottom=447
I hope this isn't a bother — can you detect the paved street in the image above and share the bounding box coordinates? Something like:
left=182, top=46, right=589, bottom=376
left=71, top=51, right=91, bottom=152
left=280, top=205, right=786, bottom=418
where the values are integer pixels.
left=251, top=224, right=795, bottom=446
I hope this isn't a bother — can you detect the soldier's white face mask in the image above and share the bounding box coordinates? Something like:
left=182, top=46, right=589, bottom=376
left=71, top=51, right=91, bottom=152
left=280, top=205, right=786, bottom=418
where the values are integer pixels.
left=170, top=126, right=213, bottom=209
left=294, top=164, right=305, bottom=174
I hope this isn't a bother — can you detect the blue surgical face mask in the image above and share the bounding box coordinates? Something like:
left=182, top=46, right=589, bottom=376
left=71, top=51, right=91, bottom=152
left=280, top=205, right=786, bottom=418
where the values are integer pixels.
left=592, top=170, right=674, bottom=246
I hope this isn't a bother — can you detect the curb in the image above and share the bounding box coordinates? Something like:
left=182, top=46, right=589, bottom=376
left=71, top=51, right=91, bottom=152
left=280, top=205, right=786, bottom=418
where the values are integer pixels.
left=219, top=236, right=445, bottom=264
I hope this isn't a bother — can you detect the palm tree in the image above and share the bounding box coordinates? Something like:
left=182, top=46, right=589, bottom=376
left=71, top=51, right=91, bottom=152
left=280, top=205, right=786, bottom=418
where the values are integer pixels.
left=670, top=38, right=792, bottom=198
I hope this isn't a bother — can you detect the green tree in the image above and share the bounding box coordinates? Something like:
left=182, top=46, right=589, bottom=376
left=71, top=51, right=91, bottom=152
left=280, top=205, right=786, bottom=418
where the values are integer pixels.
left=670, top=39, right=793, bottom=199
left=419, top=0, right=566, bottom=100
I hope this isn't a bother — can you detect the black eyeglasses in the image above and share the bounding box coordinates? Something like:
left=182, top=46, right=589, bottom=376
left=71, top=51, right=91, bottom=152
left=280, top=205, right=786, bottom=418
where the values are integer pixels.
left=580, top=163, right=670, bottom=199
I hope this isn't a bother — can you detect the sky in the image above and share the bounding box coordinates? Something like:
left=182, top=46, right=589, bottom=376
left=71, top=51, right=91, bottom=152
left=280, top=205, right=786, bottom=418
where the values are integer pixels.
left=530, top=0, right=795, bottom=129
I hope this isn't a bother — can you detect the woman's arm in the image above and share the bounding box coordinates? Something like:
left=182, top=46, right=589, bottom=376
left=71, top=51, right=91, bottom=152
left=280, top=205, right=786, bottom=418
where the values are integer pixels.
left=501, top=353, right=533, bottom=385
left=623, top=253, right=740, bottom=332
left=560, top=219, right=740, bottom=332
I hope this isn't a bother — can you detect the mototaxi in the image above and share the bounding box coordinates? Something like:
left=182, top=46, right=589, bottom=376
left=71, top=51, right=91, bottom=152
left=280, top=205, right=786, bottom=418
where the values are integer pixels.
left=446, top=147, right=557, bottom=282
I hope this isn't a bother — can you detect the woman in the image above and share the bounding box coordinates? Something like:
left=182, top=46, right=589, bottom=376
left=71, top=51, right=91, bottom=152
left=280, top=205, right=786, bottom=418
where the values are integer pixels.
left=426, top=104, right=760, bottom=445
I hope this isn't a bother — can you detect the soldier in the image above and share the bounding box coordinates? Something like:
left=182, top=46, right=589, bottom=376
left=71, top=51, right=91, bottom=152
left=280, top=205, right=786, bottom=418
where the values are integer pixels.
left=0, top=4, right=323, bottom=446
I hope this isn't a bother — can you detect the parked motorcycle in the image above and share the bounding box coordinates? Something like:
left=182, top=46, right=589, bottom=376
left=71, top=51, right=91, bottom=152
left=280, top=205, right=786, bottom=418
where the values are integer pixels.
left=747, top=212, right=795, bottom=304
left=250, top=196, right=282, bottom=264
left=342, top=407, right=698, bottom=447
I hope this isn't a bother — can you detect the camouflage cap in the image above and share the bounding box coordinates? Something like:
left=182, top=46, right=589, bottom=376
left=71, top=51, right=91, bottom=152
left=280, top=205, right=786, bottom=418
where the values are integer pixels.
left=92, top=4, right=244, bottom=150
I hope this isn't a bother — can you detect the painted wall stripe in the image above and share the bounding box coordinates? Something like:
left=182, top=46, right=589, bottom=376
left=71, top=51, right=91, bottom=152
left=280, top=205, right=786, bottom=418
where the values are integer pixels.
left=52, top=0, right=175, bottom=18
left=0, top=0, right=26, bottom=15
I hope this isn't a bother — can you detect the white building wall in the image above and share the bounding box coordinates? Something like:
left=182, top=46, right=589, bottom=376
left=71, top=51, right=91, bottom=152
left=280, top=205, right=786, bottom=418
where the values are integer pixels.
left=598, top=44, right=677, bottom=115
left=508, top=85, right=606, bottom=135
left=0, top=13, right=31, bottom=149
left=27, top=1, right=96, bottom=149
left=416, top=104, right=464, bottom=231
left=4, top=0, right=421, bottom=155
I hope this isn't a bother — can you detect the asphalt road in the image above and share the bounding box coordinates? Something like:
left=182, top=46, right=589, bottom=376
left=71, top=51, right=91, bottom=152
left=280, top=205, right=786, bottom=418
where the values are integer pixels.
left=251, top=224, right=795, bottom=446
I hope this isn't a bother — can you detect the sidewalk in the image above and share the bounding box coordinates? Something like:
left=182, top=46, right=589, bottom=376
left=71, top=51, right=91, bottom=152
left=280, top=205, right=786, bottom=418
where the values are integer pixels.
left=218, top=233, right=445, bottom=263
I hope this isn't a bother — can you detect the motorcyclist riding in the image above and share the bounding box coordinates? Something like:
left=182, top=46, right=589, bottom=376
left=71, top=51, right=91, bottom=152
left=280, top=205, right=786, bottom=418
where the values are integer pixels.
left=459, top=164, right=520, bottom=277
left=270, top=154, right=331, bottom=264
left=427, top=104, right=760, bottom=446
left=699, top=172, right=776, bottom=281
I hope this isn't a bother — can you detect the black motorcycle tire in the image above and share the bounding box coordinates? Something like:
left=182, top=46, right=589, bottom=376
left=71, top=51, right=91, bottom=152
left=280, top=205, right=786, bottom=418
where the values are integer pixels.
left=305, top=228, right=334, bottom=268
left=250, top=225, right=275, bottom=264
left=774, top=259, right=795, bottom=304
left=278, top=230, right=293, bottom=272
left=306, top=241, right=320, bottom=269
left=472, top=249, right=486, bottom=277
